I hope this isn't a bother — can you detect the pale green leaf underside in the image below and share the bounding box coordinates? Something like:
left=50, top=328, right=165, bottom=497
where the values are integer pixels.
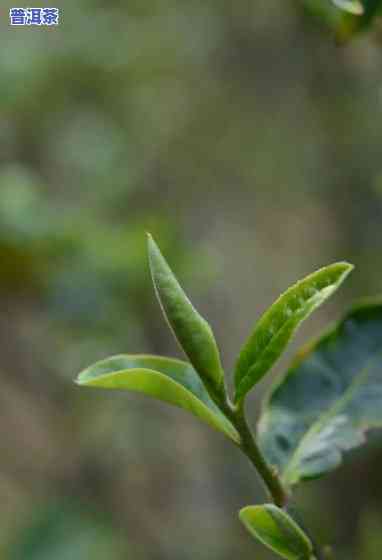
left=234, top=263, right=353, bottom=402
left=239, top=504, right=313, bottom=560
left=76, top=354, right=239, bottom=443
left=258, top=302, right=382, bottom=487
left=332, top=0, right=364, bottom=14
left=147, top=234, right=224, bottom=395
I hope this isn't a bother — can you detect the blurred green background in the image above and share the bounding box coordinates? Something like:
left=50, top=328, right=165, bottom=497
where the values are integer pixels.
left=1, top=2, right=382, bottom=559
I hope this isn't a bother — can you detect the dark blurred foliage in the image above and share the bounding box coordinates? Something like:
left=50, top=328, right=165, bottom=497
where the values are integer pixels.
left=1, top=1, right=382, bottom=559
left=305, top=0, right=382, bottom=39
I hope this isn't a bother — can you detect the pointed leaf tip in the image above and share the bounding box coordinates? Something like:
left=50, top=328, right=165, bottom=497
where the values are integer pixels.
left=234, top=261, right=353, bottom=403
left=147, top=235, right=225, bottom=401
left=239, top=504, right=313, bottom=560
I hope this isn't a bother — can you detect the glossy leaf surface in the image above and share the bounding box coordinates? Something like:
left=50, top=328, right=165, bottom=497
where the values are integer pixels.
left=234, top=263, right=353, bottom=403
left=259, top=301, right=382, bottom=487
left=239, top=504, right=313, bottom=560
left=147, top=234, right=224, bottom=398
left=76, top=354, right=239, bottom=442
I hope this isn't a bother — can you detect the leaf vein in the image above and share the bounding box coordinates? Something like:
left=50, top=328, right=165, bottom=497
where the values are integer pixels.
left=282, top=348, right=382, bottom=484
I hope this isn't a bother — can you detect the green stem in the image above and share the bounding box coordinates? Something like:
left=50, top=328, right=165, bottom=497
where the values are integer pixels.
left=219, top=394, right=332, bottom=558
left=222, top=398, right=289, bottom=508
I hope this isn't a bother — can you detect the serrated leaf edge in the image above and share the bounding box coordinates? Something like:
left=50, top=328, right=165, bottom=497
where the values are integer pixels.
left=258, top=298, right=382, bottom=487
left=234, top=262, right=353, bottom=402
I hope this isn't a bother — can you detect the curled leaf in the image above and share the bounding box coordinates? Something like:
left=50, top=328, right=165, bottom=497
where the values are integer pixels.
left=239, top=504, right=313, bottom=560
left=234, top=263, right=353, bottom=403
left=76, top=354, right=239, bottom=443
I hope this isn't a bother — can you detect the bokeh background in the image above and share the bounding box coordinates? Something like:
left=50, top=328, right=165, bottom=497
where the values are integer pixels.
left=1, top=2, right=382, bottom=559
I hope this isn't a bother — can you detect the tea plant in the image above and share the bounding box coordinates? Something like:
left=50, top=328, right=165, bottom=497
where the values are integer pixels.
left=76, top=235, right=382, bottom=560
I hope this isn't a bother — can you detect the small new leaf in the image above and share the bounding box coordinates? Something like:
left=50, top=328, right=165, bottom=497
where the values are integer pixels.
left=258, top=301, right=382, bottom=487
left=76, top=354, right=239, bottom=443
left=147, top=234, right=225, bottom=401
left=234, top=262, right=353, bottom=403
left=239, top=504, right=314, bottom=560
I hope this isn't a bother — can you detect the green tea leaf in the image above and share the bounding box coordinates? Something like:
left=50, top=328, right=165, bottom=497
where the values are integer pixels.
left=239, top=504, right=313, bottom=560
left=332, top=0, right=364, bottom=14
left=147, top=234, right=225, bottom=401
left=234, top=263, right=353, bottom=403
left=76, top=354, right=239, bottom=443
left=258, top=301, right=382, bottom=487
